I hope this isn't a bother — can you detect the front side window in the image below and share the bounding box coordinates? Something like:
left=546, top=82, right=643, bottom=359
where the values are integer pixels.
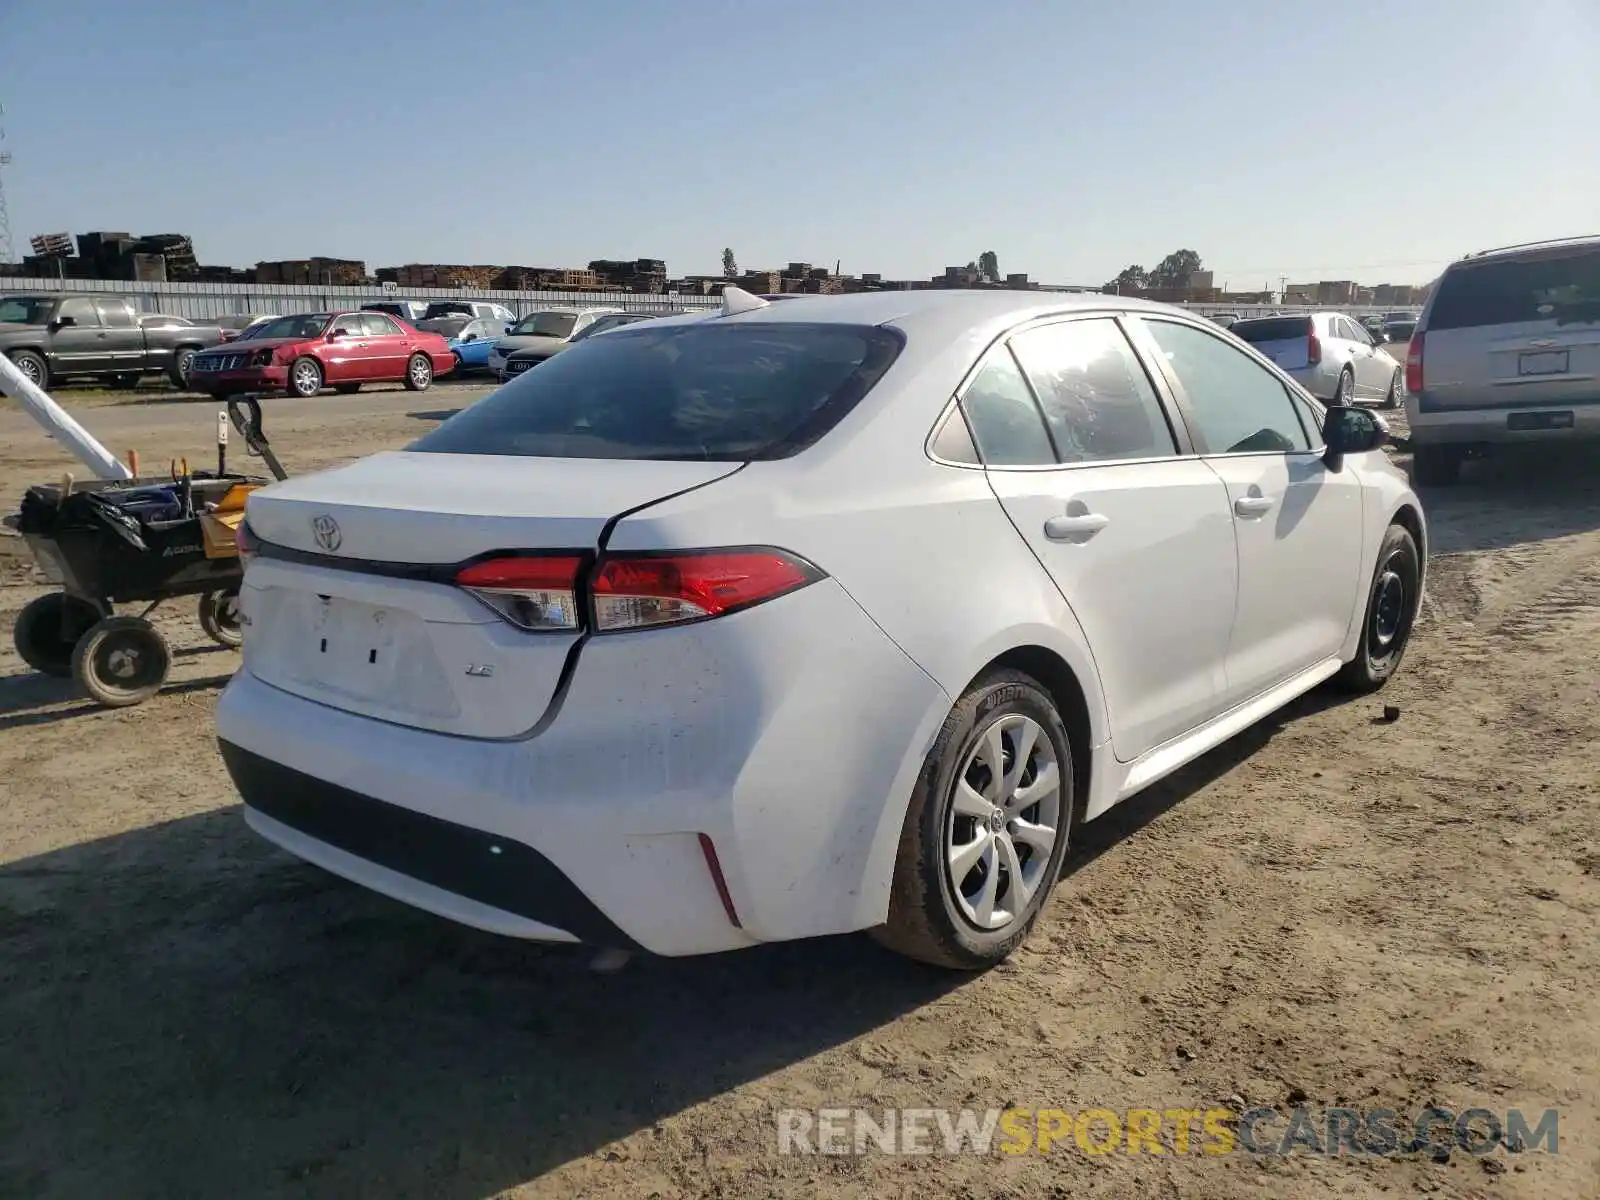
left=1142, top=319, right=1312, bottom=455
left=57, top=298, right=99, bottom=327
left=1008, top=318, right=1176, bottom=463
left=957, top=350, right=1056, bottom=467
left=410, top=322, right=902, bottom=461
left=362, top=313, right=402, bottom=336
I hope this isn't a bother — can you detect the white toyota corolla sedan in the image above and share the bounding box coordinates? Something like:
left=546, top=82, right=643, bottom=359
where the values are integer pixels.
left=217, top=288, right=1426, bottom=970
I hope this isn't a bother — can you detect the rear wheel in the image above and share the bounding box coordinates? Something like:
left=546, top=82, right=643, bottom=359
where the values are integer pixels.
left=1334, top=368, right=1355, bottom=407
left=9, top=349, right=49, bottom=390
left=1382, top=367, right=1402, bottom=409
left=404, top=353, right=433, bottom=391
left=873, top=669, right=1074, bottom=970
left=197, top=588, right=243, bottom=648
left=288, top=356, right=324, bottom=398
left=1412, top=444, right=1462, bottom=487
left=14, top=593, right=101, bottom=677
left=72, top=616, right=172, bottom=707
left=1336, top=523, right=1421, bottom=693
left=334, top=382, right=361, bottom=395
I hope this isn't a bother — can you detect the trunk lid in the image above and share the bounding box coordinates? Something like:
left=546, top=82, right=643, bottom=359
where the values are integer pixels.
left=240, top=452, right=740, bottom=738
left=1231, top=317, right=1314, bottom=371
left=1421, top=318, right=1600, bottom=411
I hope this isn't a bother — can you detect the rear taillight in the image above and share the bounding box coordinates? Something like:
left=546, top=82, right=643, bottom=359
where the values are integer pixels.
left=236, top=519, right=258, bottom=566
left=1405, top=332, right=1424, bottom=394
left=455, top=555, right=584, bottom=630
left=1307, top=331, right=1322, bottom=365
left=591, top=550, right=821, bottom=632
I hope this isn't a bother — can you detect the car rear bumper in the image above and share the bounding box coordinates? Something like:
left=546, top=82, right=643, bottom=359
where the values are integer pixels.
left=1406, top=393, right=1600, bottom=446
left=214, top=577, right=952, bottom=956
left=1284, top=364, right=1340, bottom=401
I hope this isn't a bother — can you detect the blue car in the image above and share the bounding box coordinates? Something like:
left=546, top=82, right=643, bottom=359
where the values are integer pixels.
left=417, top=316, right=500, bottom=375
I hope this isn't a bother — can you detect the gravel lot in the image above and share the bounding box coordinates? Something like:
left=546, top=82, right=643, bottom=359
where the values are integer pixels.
left=2, top=368, right=1599, bottom=1199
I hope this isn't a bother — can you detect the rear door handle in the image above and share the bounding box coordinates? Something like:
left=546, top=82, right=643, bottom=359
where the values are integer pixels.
left=1234, top=495, right=1275, bottom=518
left=1044, top=512, right=1110, bottom=540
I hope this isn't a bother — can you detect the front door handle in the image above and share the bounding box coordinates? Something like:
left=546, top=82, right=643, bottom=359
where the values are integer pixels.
left=1044, top=512, right=1110, bottom=541
left=1234, top=495, right=1275, bottom=518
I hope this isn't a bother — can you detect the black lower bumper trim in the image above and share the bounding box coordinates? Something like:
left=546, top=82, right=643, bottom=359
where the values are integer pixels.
left=218, top=740, right=640, bottom=950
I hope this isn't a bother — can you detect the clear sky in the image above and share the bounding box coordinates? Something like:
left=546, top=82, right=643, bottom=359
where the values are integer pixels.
left=2, top=0, right=1596, bottom=290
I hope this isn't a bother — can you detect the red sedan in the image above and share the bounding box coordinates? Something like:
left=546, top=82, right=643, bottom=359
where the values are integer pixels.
left=186, top=311, right=456, bottom=398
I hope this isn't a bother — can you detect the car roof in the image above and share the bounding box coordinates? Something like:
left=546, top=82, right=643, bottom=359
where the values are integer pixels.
left=639, top=289, right=1204, bottom=342
left=1460, top=233, right=1600, bottom=264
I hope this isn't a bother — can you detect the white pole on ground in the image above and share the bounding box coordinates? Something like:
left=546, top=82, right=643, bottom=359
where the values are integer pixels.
left=0, top=353, right=132, bottom=480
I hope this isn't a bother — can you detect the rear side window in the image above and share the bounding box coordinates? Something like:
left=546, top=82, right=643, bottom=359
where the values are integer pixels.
left=1009, top=318, right=1175, bottom=463
left=1429, top=247, right=1600, bottom=330
left=957, top=350, right=1056, bottom=467
left=409, top=322, right=903, bottom=461
left=1230, top=317, right=1312, bottom=343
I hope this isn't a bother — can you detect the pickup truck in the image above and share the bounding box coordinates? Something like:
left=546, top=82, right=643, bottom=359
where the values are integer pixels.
left=0, top=293, right=224, bottom=390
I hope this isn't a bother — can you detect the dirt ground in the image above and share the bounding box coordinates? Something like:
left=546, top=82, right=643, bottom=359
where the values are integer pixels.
left=1, top=375, right=1598, bottom=1199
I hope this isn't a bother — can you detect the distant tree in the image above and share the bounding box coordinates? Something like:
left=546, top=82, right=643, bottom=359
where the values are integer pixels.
left=1104, top=264, right=1148, bottom=294
left=722, top=247, right=738, bottom=279
left=978, top=250, right=1000, bottom=282
left=1147, top=249, right=1203, bottom=289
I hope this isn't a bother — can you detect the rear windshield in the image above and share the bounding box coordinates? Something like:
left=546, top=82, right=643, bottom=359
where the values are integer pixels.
left=409, top=322, right=904, bottom=461
left=1230, top=317, right=1311, bottom=343
left=1429, top=247, right=1600, bottom=330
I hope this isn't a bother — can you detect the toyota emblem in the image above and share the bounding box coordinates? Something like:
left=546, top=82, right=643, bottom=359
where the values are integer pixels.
left=310, top=514, right=342, bottom=552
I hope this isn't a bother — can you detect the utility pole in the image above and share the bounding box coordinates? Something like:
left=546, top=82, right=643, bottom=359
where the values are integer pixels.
left=0, top=104, right=14, bottom=267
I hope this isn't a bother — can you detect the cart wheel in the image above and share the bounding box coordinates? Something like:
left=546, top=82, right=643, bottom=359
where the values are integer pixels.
left=13, top=593, right=102, bottom=677
left=198, top=588, right=244, bottom=648
left=72, top=617, right=172, bottom=708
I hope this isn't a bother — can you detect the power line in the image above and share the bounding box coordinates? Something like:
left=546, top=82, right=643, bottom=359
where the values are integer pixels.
left=0, top=104, right=13, bottom=266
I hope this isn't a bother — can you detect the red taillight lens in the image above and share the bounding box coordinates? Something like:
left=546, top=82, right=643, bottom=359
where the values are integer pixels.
left=591, top=549, right=821, bottom=632
left=1405, top=332, right=1424, bottom=395
left=1307, top=332, right=1322, bottom=365
left=456, top=555, right=583, bottom=630
left=235, top=519, right=258, bottom=565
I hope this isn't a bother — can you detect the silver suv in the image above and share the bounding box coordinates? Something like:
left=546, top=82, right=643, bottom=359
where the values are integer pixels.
left=1405, top=234, right=1600, bottom=485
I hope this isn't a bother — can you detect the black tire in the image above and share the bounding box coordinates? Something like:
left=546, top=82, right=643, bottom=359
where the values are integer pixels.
left=872, top=668, right=1075, bottom=970
left=9, top=349, right=49, bottom=390
left=1336, top=523, right=1421, bottom=694
left=169, top=347, right=199, bottom=389
left=1411, top=444, right=1462, bottom=487
left=1333, top=368, right=1355, bottom=407
left=197, top=588, right=243, bottom=648
left=13, top=593, right=102, bottom=677
left=71, top=616, right=172, bottom=708
left=334, top=382, right=362, bottom=395
left=1381, top=367, right=1402, bottom=409
left=111, top=373, right=141, bottom=390
left=403, top=353, right=433, bottom=392
left=288, top=356, right=324, bottom=398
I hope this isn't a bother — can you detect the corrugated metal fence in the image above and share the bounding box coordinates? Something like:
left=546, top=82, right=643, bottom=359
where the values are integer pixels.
left=0, top=276, right=721, bottom=320
left=0, top=276, right=1418, bottom=323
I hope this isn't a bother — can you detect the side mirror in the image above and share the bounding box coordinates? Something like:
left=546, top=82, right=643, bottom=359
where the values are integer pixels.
left=463, top=333, right=476, bottom=342
left=328, top=328, right=349, bottom=340
left=1323, top=405, right=1389, bottom=470
left=52, top=315, right=76, bottom=329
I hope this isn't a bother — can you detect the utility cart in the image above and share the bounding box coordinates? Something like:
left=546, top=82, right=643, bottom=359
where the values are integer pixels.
left=6, top=397, right=286, bottom=707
